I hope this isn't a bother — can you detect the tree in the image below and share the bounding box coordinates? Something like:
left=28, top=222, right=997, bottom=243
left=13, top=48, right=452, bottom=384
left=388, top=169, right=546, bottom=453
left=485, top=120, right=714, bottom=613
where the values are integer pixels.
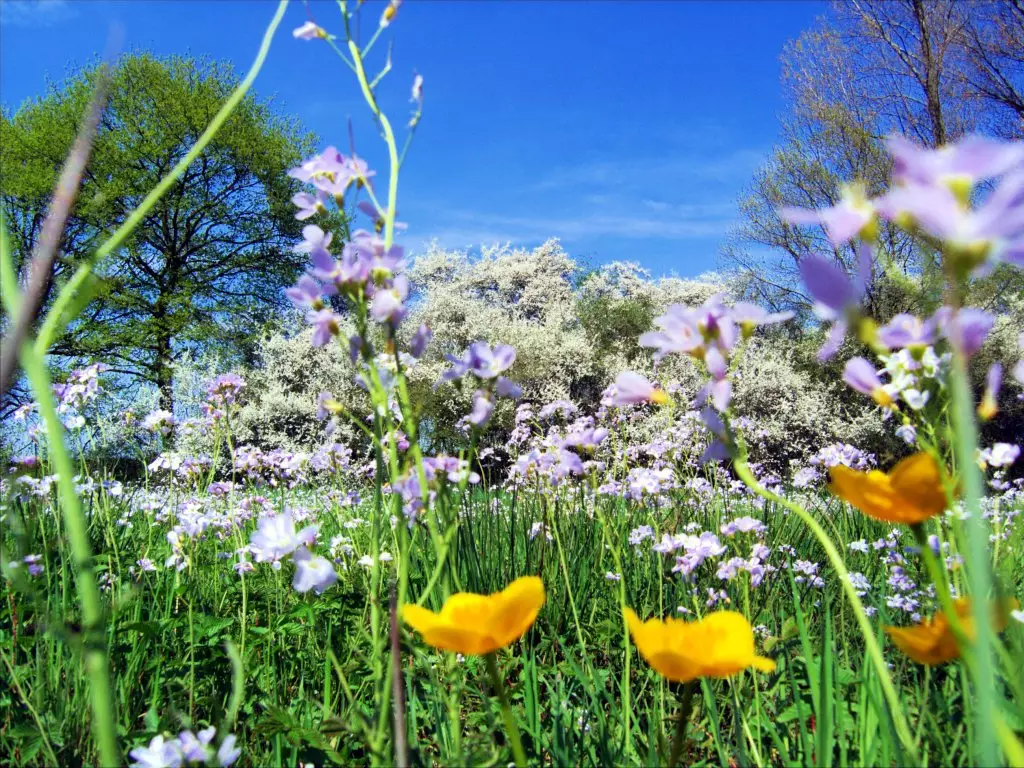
left=723, top=1, right=1022, bottom=317
left=1, top=53, right=315, bottom=412
left=956, top=0, right=1024, bottom=137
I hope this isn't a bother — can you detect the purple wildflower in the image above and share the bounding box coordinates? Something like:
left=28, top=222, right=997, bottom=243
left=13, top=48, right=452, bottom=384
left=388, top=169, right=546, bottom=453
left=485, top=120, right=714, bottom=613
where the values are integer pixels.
left=249, top=512, right=318, bottom=564
left=843, top=357, right=894, bottom=407
left=799, top=243, right=873, bottom=360
left=129, top=735, right=182, bottom=768
left=291, top=190, right=327, bottom=221
left=495, top=376, right=522, bottom=399
left=467, top=392, right=495, bottom=427
left=295, top=224, right=333, bottom=255
left=370, top=275, right=410, bottom=326
left=732, top=302, right=794, bottom=338
left=781, top=185, right=876, bottom=247
left=286, top=275, right=322, bottom=309
left=292, top=548, right=338, bottom=594
left=887, top=134, right=1024, bottom=188
left=308, top=309, right=342, bottom=347
left=934, top=306, right=993, bottom=356
left=640, top=295, right=736, bottom=361
left=410, top=324, right=432, bottom=358
left=876, top=313, right=937, bottom=351
left=293, top=21, right=327, bottom=39
left=609, top=372, right=668, bottom=406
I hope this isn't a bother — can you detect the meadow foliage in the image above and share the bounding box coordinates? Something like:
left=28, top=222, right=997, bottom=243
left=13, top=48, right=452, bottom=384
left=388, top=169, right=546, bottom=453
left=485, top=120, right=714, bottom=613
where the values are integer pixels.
left=2, top=2, right=1024, bottom=767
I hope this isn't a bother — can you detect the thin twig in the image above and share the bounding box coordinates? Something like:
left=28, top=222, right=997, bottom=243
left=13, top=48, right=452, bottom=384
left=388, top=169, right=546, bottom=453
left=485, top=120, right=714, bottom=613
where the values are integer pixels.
left=0, top=67, right=111, bottom=400
left=389, top=587, right=409, bottom=768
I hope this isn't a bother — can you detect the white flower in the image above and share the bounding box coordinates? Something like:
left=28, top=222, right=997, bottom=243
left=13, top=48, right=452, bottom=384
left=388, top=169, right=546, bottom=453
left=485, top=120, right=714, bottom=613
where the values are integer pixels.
left=217, top=734, right=241, bottom=767
left=989, top=443, right=1020, bottom=468
left=249, top=512, right=317, bottom=563
left=292, top=548, right=338, bottom=594
left=901, top=389, right=930, bottom=410
left=129, top=735, right=183, bottom=768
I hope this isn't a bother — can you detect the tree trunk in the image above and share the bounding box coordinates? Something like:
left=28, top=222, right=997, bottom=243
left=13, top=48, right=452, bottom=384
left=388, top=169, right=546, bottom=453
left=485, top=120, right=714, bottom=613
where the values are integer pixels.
left=153, top=315, right=175, bottom=413
left=913, top=0, right=948, bottom=145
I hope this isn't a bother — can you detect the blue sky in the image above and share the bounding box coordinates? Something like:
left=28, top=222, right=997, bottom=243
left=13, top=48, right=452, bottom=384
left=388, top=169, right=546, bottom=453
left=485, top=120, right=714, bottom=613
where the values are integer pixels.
left=1, top=0, right=824, bottom=277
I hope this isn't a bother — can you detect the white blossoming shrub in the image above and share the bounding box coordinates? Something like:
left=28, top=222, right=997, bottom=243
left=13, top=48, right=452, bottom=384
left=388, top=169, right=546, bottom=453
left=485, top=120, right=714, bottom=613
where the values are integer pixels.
left=227, top=241, right=906, bottom=467
left=233, top=327, right=363, bottom=452
left=973, top=289, right=1024, bottom=445
left=730, top=336, right=885, bottom=471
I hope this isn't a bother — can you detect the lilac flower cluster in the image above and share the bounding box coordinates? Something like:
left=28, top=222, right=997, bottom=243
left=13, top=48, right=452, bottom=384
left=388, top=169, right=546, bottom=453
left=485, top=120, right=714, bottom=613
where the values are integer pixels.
left=809, top=442, right=876, bottom=471
left=52, top=363, right=108, bottom=414
left=284, top=147, right=415, bottom=356
left=440, top=342, right=523, bottom=429
left=245, top=509, right=337, bottom=594
left=129, top=726, right=239, bottom=768
left=639, top=295, right=791, bottom=418
left=780, top=136, right=1024, bottom=377
left=386, top=455, right=480, bottom=525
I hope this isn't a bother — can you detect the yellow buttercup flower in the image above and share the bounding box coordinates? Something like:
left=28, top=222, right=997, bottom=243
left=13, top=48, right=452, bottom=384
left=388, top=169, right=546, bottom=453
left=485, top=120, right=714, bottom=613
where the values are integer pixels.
left=886, top=598, right=1019, bottom=665
left=402, top=576, right=545, bottom=655
left=624, top=608, right=775, bottom=682
left=828, top=451, right=948, bottom=525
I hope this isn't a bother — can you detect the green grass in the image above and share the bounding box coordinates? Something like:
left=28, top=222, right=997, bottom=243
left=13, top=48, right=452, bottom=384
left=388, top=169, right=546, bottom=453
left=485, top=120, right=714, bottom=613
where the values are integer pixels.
left=2, top=473, right=1022, bottom=766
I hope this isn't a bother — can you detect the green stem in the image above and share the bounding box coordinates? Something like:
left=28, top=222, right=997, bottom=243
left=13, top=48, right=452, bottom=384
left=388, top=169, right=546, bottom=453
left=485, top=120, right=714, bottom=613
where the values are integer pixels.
left=949, top=350, right=1000, bottom=766
left=0, top=644, right=60, bottom=766
left=910, top=524, right=971, bottom=650
left=594, top=498, right=633, bottom=758
left=486, top=653, right=528, bottom=768
left=345, top=39, right=401, bottom=250
left=734, top=460, right=919, bottom=764
left=667, top=680, right=697, bottom=767
left=547, top=502, right=590, bottom=670
left=20, top=347, right=119, bottom=766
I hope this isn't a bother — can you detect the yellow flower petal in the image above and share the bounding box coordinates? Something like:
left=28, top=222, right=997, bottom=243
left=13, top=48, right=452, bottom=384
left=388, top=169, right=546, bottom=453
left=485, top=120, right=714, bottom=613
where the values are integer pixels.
left=888, top=452, right=947, bottom=519
left=624, top=607, right=773, bottom=683
left=645, top=650, right=700, bottom=682
left=440, top=593, right=494, bottom=624
left=491, top=576, right=546, bottom=647
left=403, top=577, right=545, bottom=656
left=884, top=597, right=1020, bottom=666
left=422, top=625, right=497, bottom=655
left=401, top=604, right=442, bottom=635
left=829, top=452, right=947, bottom=524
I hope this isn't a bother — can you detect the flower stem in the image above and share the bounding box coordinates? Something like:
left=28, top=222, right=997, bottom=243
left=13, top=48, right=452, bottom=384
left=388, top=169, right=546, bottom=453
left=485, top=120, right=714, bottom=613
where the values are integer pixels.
left=485, top=653, right=528, bottom=768
left=734, top=460, right=919, bottom=764
left=667, top=680, right=697, bottom=767
left=21, top=347, right=119, bottom=766
left=909, top=524, right=971, bottom=650
left=949, top=349, right=1001, bottom=766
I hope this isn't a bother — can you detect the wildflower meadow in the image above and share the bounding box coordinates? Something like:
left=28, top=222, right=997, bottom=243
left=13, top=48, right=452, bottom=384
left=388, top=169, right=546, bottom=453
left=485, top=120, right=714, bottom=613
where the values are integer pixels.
left=2, top=2, right=1024, bottom=767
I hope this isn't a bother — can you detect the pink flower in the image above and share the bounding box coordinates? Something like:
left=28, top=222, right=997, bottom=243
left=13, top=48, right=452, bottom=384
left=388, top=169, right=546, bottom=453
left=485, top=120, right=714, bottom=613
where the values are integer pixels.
left=781, top=185, right=876, bottom=247
left=609, top=372, right=668, bottom=406
left=293, top=21, right=327, bottom=40
left=843, top=357, right=894, bottom=407
left=291, top=190, right=327, bottom=221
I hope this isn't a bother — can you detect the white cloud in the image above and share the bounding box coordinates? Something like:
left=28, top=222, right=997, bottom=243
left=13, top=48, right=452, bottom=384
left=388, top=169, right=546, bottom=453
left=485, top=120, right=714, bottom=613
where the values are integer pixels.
left=0, top=0, right=78, bottom=27
left=412, top=204, right=738, bottom=253
left=532, top=148, right=767, bottom=192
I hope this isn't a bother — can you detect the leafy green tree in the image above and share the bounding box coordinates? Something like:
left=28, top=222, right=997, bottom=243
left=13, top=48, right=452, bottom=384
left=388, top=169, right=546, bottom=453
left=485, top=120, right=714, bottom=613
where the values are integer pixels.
left=1, top=53, right=316, bottom=411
